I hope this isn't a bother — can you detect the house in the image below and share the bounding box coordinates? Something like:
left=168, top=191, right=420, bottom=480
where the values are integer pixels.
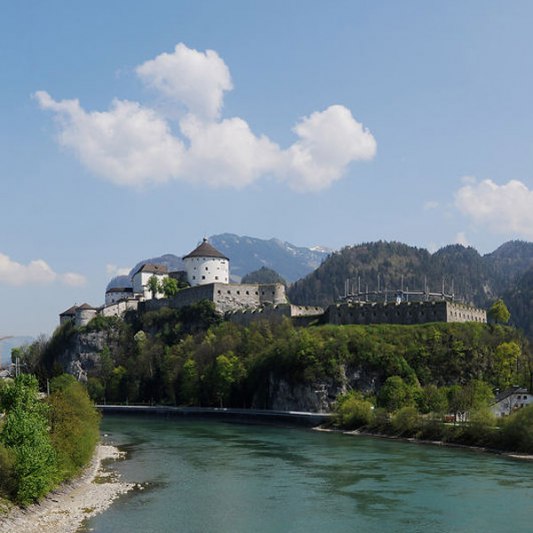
left=105, top=286, right=134, bottom=305
left=491, top=387, right=533, bottom=417
left=59, top=305, right=78, bottom=326
left=132, top=263, right=168, bottom=300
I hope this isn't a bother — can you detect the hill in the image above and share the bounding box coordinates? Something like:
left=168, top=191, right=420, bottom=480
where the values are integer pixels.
left=288, top=240, right=533, bottom=333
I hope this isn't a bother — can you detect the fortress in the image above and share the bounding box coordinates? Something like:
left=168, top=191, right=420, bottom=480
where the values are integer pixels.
left=59, top=238, right=487, bottom=328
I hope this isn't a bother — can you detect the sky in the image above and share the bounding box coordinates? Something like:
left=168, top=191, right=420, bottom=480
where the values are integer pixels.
left=2, top=1, right=533, bottom=337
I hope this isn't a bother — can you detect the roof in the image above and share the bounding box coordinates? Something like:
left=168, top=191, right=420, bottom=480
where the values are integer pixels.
left=493, top=387, right=529, bottom=404
left=133, top=263, right=168, bottom=276
left=60, top=305, right=78, bottom=316
left=77, top=303, right=96, bottom=310
left=106, top=287, right=134, bottom=294
left=183, top=238, right=229, bottom=260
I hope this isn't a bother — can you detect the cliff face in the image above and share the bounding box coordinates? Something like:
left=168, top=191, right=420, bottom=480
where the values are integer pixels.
left=58, top=329, right=119, bottom=381
left=253, top=365, right=382, bottom=412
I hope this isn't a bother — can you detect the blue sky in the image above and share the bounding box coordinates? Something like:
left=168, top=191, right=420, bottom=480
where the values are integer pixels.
left=2, top=1, right=533, bottom=336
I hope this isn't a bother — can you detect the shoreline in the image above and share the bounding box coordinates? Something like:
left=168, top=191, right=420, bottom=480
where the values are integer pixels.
left=0, top=444, right=133, bottom=533
left=313, top=426, right=533, bottom=461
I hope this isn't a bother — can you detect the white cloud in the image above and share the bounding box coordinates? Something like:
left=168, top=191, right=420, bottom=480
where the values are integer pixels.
left=455, top=178, right=533, bottom=238
left=35, top=92, right=184, bottom=187
left=179, top=114, right=282, bottom=188
left=106, top=264, right=131, bottom=277
left=136, top=43, right=232, bottom=120
left=285, top=105, right=376, bottom=191
left=0, top=253, right=86, bottom=287
left=36, top=43, right=377, bottom=193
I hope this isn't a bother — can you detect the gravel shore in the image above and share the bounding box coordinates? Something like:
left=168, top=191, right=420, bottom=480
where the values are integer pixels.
left=0, top=444, right=133, bottom=533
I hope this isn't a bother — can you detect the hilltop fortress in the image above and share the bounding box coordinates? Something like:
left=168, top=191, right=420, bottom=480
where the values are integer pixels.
left=59, top=239, right=487, bottom=328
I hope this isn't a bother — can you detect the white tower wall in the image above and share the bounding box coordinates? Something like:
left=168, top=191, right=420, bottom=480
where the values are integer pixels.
left=185, top=256, right=229, bottom=287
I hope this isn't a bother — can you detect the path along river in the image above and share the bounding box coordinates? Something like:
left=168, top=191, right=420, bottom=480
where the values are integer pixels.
left=81, top=415, right=533, bottom=532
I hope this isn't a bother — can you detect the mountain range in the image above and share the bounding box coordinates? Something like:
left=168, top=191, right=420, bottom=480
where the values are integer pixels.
left=107, top=233, right=330, bottom=289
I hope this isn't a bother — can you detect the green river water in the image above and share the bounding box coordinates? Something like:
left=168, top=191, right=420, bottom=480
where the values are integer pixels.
left=81, top=415, right=533, bottom=532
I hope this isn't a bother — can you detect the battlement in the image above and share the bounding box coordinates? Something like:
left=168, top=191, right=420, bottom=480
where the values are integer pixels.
left=325, top=300, right=486, bottom=326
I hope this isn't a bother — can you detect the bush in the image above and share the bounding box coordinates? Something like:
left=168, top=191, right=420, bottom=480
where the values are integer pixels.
left=47, top=375, right=101, bottom=479
left=391, top=406, right=421, bottom=437
left=335, top=394, right=374, bottom=429
left=500, top=405, right=533, bottom=453
left=0, top=445, right=16, bottom=499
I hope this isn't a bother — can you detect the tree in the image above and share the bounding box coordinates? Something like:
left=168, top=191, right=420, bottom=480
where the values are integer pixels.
left=0, top=375, right=57, bottom=505
left=147, top=275, right=162, bottom=299
left=161, top=277, right=179, bottom=299
left=377, top=376, right=414, bottom=412
left=180, top=359, right=199, bottom=405
left=488, top=299, right=511, bottom=324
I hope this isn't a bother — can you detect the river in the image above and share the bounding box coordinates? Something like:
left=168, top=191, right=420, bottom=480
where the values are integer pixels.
left=81, top=415, right=533, bottom=532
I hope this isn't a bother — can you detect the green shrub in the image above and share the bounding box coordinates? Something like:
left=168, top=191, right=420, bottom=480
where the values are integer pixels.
left=0, top=445, right=16, bottom=499
left=47, top=375, right=101, bottom=479
left=334, top=394, right=374, bottom=429
left=391, top=406, right=422, bottom=437
left=500, top=405, right=533, bottom=453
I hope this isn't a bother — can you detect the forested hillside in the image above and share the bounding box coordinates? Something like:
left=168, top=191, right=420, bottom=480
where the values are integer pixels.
left=19, top=305, right=531, bottom=413
left=288, top=240, right=533, bottom=333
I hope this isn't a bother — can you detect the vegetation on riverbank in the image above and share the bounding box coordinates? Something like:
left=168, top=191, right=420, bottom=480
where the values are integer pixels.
left=0, top=374, right=100, bottom=507
left=333, top=387, right=533, bottom=453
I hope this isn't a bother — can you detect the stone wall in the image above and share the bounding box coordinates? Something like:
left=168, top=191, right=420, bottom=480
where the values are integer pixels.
left=228, top=304, right=324, bottom=327
left=101, top=299, right=139, bottom=318
left=141, top=282, right=288, bottom=315
left=326, top=300, right=486, bottom=326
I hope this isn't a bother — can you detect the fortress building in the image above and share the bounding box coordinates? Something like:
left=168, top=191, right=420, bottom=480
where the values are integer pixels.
left=183, top=238, right=229, bottom=286
left=59, top=238, right=487, bottom=328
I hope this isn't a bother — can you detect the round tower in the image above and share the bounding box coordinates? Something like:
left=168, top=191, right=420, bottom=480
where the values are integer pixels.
left=183, top=238, right=229, bottom=287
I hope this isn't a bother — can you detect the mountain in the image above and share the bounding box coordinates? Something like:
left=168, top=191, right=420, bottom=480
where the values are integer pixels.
left=107, top=234, right=330, bottom=289
left=209, top=233, right=330, bottom=282
left=288, top=240, right=533, bottom=333
left=241, top=267, right=287, bottom=286
left=0, top=336, right=33, bottom=368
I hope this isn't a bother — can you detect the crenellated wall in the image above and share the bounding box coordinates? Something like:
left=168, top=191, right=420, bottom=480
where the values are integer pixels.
left=325, top=300, right=486, bottom=326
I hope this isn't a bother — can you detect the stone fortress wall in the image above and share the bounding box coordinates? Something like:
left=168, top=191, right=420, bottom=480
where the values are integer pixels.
left=141, top=282, right=289, bottom=314
left=325, top=300, right=487, bottom=326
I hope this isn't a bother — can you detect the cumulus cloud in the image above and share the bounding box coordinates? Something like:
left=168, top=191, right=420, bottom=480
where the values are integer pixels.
left=136, top=43, right=232, bottom=120
left=34, top=92, right=184, bottom=187
left=0, top=253, right=86, bottom=287
left=36, top=43, right=376, bottom=192
left=455, top=178, right=533, bottom=238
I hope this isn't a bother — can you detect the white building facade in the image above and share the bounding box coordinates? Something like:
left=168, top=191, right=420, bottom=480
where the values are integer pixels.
left=183, top=239, right=229, bottom=287
left=491, top=387, right=533, bottom=417
left=132, top=264, right=168, bottom=300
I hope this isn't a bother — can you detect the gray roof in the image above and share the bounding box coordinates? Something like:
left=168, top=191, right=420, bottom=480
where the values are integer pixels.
left=60, top=305, right=78, bottom=316
left=493, top=387, right=529, bottom=403
left=133, top=263, right=169, bottom=276
left=77, top=303, right=96, bottom=310
left=183, top=239, right=229, bottom=261
left=106, top=287, right=134, bottom=294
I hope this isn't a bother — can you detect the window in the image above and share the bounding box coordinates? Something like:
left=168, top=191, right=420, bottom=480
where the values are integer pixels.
left=237, top=291, right=240, bottom=295
left=202, top=275, right=206, bottom=280
left=246, top=291, right=249, bottom=295
left=215, top=276, right=219, bottom=280
left=205, top=267, right=208, bottom=271
left=192, top=275, right=196, bottom=280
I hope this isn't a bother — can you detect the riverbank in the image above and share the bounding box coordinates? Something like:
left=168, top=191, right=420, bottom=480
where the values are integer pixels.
left=0, top=444, right=133, bottom=533
left=314, top=426, right=533, bottom=461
